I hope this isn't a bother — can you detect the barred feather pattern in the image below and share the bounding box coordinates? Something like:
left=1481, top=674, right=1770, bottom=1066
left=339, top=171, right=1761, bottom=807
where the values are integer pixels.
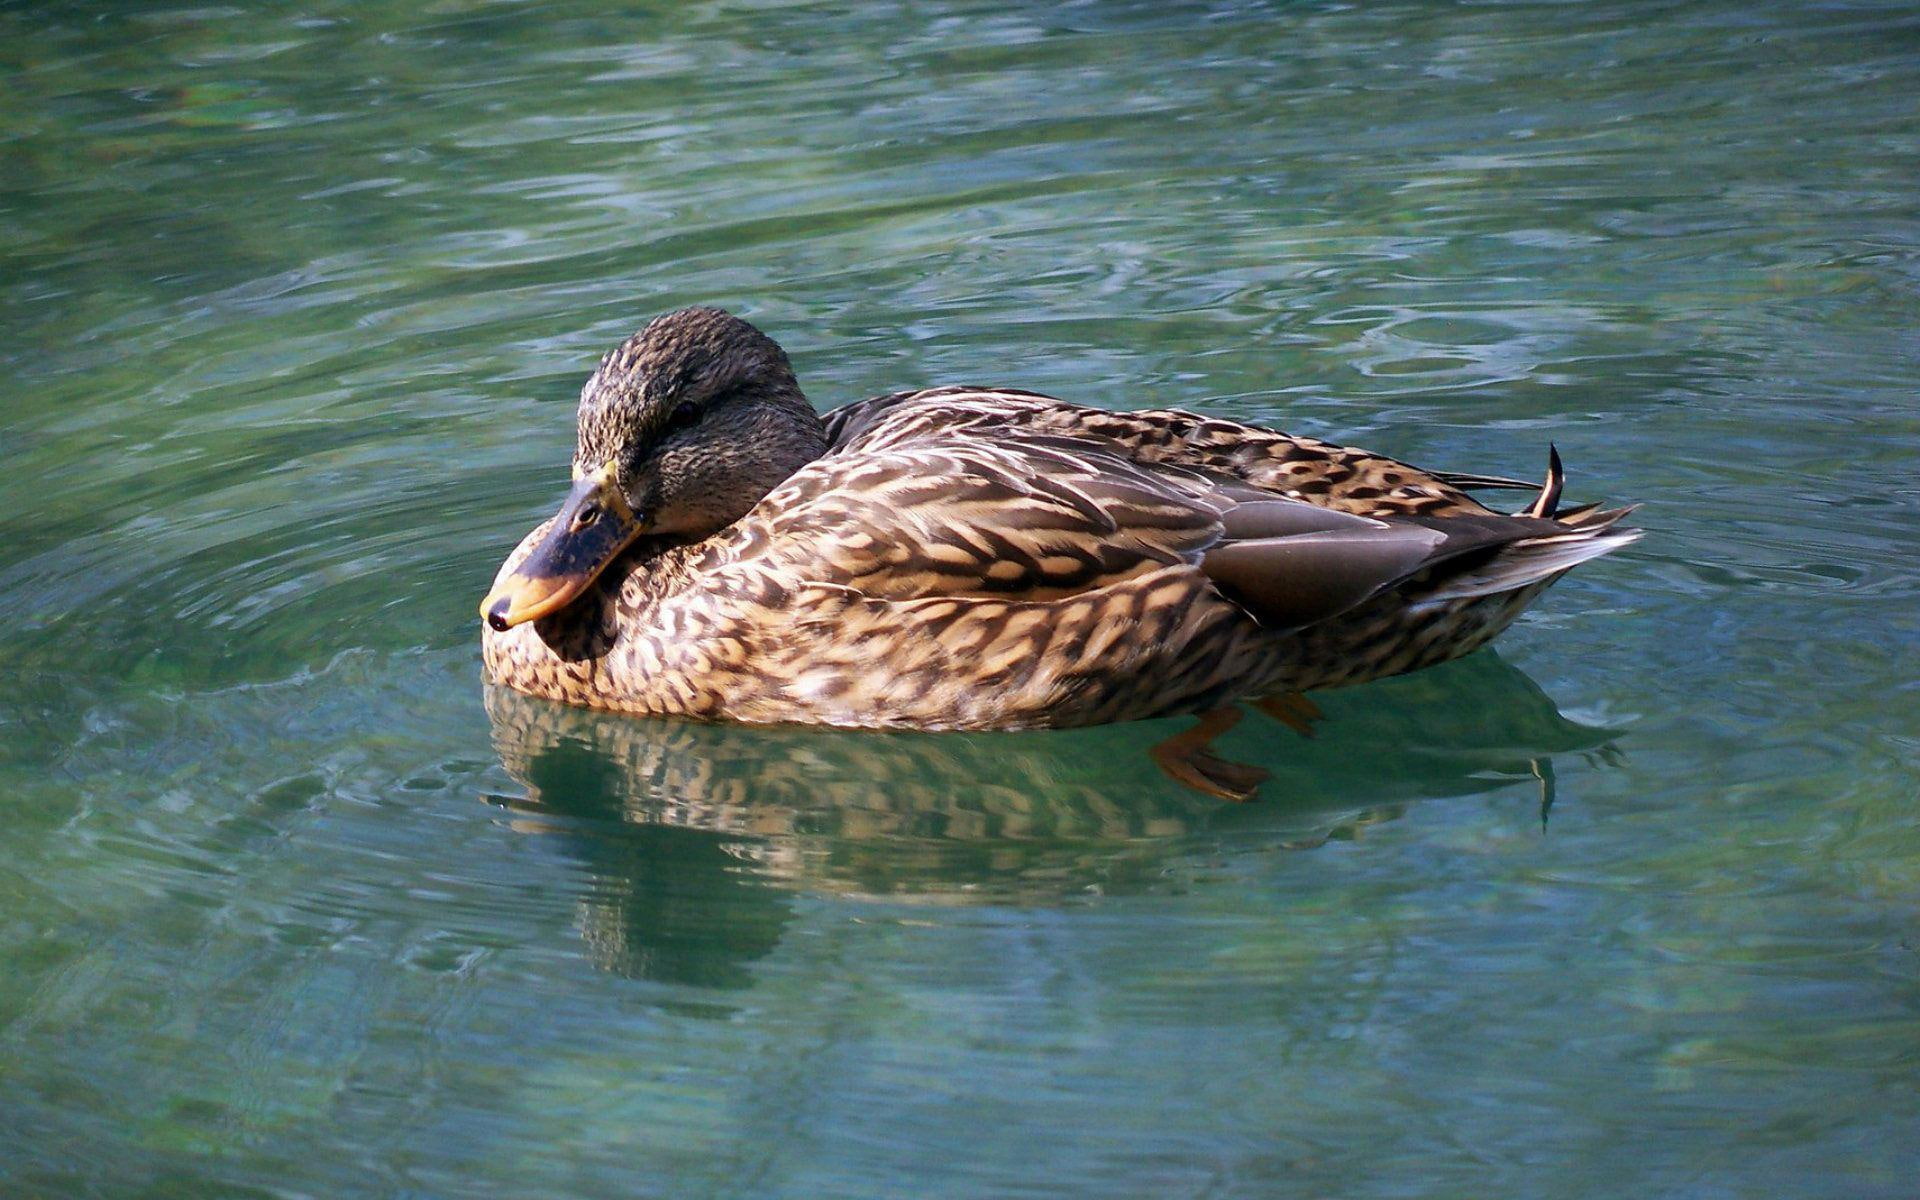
left=483, top=388, right=1635, bottom=729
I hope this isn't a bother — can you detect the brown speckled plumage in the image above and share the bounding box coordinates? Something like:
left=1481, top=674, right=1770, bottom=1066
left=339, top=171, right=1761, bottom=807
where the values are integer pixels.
left=482, top=309, right=1638, bottom=730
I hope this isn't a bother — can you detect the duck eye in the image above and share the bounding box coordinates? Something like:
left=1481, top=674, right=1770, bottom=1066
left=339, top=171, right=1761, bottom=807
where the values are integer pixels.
left=667, top=400, right=701, bottom=432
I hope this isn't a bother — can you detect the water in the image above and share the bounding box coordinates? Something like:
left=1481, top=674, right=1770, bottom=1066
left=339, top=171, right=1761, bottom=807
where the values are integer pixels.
left=3, top=1, right=1917, bottom=1194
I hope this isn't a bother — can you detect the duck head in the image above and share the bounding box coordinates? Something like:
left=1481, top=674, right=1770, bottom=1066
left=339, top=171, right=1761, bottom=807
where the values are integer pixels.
left=482, top=307, right=828, bottom=631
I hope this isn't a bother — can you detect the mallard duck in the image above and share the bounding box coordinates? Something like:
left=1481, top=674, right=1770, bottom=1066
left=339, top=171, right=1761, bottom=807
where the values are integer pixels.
left=482, top=307, right=1636, bottom=795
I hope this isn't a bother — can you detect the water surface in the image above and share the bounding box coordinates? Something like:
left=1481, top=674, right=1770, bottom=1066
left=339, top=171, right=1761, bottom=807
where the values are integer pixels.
left=3, top=2, right=1918, bottom=1196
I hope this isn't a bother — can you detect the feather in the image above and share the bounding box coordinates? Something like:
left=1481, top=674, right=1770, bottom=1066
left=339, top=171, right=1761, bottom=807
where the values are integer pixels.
left=1201, top=510, right=1568, bottom=630
left=1434, top=470, right=1543, bottom=492
left=1413, top=526, right=1641, bottom=607
left=1522, top=444, right=1565, bottom=519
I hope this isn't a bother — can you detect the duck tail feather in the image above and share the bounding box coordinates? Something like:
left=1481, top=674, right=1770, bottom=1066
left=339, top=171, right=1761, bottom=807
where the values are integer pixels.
left=1414, top=523, right=1640, bottom=607
left=1520, top=444, right=1565, bottom=519
left=1434, top=470, right=1542, bottom=492
left=1564, top=503, right=1639, bottom=532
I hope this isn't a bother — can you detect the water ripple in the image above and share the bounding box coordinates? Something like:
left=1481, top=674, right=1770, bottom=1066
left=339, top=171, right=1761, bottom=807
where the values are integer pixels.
left=4, top=2, right=1920, bottom=1195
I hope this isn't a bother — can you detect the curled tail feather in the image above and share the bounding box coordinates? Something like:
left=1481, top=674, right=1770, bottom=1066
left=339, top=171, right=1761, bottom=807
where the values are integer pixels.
left=1522, top=444, right=1565, bottom=519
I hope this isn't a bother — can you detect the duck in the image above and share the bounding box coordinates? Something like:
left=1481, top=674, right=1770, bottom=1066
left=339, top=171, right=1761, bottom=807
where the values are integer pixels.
left=481, top=306, right=1637, bottom=797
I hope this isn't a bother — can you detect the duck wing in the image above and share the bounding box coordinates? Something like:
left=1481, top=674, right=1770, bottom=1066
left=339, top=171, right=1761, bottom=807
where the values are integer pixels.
left=748, top=435, right=1224, bottom=602
left=823, top=387, right=1496, bottom=519
left=761, top=404, right=1635, bottom=631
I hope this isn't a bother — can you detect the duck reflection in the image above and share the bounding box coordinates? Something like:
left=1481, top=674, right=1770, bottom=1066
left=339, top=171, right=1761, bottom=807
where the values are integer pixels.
left=483, top=652, right=1620, bottom=985
left=494, top=732, right=792, bottom=988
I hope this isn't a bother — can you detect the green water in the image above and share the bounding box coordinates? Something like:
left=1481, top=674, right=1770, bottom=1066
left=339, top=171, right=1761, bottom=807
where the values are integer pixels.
left=4, top=1, right=1917, bottom=1195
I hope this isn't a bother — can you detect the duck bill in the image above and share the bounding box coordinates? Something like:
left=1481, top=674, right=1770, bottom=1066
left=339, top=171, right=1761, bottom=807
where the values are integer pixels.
left=482, top=466, right=645, bottom=631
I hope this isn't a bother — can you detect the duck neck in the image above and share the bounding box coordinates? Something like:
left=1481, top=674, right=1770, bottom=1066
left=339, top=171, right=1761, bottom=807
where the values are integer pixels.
left=757, top=384, right=832, bottom=484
